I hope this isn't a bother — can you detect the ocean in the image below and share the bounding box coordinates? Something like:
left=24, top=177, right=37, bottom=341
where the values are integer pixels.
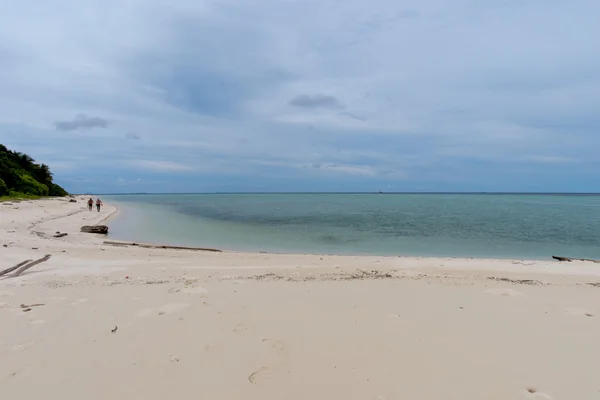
left=105, top=193, right=600, bottom=260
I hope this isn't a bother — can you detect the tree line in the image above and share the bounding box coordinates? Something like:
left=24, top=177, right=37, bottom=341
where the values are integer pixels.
left=0, top=144, right=68, bottom=197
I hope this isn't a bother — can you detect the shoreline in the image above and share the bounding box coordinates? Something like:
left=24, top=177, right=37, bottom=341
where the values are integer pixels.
left=4, top=198, right=600, bottom=282
left=2, top=197, right=600, bottom=399
left=2, top=196, right=600, bottom=277
left=106, top=198, right=588, bottom=263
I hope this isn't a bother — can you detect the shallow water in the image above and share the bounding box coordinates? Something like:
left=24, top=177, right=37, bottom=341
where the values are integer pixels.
left=106, top=193, right=600, bottom=260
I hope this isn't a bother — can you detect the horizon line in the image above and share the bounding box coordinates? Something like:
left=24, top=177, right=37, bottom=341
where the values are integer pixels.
left=82, top=191, right=600, bottom=196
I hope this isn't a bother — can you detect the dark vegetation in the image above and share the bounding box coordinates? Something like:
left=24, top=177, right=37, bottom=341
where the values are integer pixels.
left=0, top=144, right=68, bottom=199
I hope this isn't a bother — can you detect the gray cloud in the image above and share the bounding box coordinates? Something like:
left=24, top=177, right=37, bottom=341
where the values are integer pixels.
left=396, top=9, right=420, bottom=19
left=54, top=114, right=108, bottom=131
left=289, top=94, right=342, bottom=109
left=126, top=132, right=141, bottom=140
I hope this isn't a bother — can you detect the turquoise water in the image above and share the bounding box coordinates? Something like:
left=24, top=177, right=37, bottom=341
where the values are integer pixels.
left=105, top=194, right=600, bottom=260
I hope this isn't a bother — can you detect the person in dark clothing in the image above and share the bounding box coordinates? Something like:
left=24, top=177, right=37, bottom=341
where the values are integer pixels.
left=96, top=198, right=103, bottom=212
left=87, top=198, right=93, bottom=211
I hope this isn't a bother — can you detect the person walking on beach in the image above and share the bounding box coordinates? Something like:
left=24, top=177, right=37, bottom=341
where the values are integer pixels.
left=87, top=198, right=93, bottom=211
left=96, top=198, right=103, bottom=212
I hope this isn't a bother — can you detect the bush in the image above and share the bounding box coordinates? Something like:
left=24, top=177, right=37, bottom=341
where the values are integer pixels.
left=49, top=183, right=68, bottom=197
left=16, top=173, right=49, bottom=196
left=0, top=178, right=8, bottom=196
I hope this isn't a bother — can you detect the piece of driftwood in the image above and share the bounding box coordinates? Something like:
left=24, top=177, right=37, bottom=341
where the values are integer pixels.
left=12, top=254, right=51, bottom=277
left=53, top=233, right=68, bottom=238
left=552, top=255, right=600, bottom=263
left=69, top=199, right=77, bottom=202
left=0, top=259, right=32, bottom=277
left=81, top=225, right=109, bottom=234
left=103, top=240, right=222, bottom=252
left=21, top=303, right=44, bottom=308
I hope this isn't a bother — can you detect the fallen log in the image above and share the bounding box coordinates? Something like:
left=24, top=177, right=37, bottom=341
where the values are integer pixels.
left=103, top=240, right=222, bottom=253
left=0, top=259, right=32, bottom=277
left=552, top=255, right=600, bottom=263
left=12, top=254, right=52, bottom=277
left=81, top=225, right=109, bottom=234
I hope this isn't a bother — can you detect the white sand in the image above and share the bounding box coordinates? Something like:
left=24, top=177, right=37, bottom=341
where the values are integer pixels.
left=1, top=197, right=599, bottom=399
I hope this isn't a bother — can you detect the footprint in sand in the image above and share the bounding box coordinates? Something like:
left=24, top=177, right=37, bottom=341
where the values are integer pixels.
left=388, top=313, right=411, bottom=321
left=10, top=342, right=35, bottom=352
left=248, top=339, right=289, bottom=384
left=485, top=288, right=523, bottom=297
left=182, top=287, right=208, bottom=296
left=387, top=313, right=416, bottom=327
left=234, top=323, right=248, bottom=333
left=136, top=303, right=191, bottom=318
left=262, top=339, right=287, bottom=356
left=204, top=342, right=223, bottom=353
left=564, top=307, right=594, bottom=317
left=523, top=388, right=554, bottom=399
left=70, top=298, right=90, bottom=306
left=248, top=366, right=275, bottom=384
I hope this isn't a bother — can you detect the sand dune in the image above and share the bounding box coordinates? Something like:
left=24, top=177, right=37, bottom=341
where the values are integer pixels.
left=1, top=198, right=599, bottom=399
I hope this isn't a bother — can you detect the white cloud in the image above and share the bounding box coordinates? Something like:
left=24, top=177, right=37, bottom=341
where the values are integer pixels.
left=525, top=155, right=573, bottom=164
left=128, top=160, right=194, bottom=172
left=116, top=177, right=143, bottom=186
left=303, top=163, right=378, bottom=177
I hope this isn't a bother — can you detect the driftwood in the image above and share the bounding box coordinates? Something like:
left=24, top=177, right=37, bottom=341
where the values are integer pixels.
left=0, top=259, right=32, bottom=277
left=12, top=254, right=52, bottom=277
left=69, top=199, right=77, bottom=203
left=81, top=225, right=109, bottom=234
left=552, top=256, right=600, bottom=263
left=103, top=240, right=222, bottom=253
left=53, top=233, right=68, bottom=238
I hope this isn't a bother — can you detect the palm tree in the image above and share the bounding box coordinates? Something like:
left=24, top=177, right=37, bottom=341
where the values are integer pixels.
left=15, top=152, right=34, bottom=168
left=36, top=164, right=53, bottom=185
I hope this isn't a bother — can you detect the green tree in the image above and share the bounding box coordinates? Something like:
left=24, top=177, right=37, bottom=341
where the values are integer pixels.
left=0, top=145, right=68, bottom=198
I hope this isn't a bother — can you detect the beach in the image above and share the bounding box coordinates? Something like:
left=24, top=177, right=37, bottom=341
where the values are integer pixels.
left=1, top=198, right=600, bottom=399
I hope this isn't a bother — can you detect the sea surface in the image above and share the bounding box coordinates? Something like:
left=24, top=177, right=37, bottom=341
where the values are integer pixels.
left=105, top=193, right=600, bottom=260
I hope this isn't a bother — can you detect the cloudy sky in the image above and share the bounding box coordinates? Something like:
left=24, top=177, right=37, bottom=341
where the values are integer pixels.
left=1, top=0, right=599, bottom=193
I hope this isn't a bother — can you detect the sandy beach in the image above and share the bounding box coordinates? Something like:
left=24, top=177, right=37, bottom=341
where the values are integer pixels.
left=1, top=198, right=599, bottom=399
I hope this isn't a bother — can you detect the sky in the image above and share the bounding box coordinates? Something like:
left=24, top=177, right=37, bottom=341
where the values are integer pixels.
left=1, top=0, right=599, bottom=193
